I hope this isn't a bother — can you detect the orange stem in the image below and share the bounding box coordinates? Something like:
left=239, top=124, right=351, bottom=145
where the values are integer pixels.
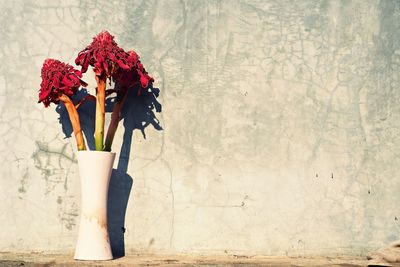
left=104, top=87, right=128, bottom=152
left=59, top=94, right=86, bottom=151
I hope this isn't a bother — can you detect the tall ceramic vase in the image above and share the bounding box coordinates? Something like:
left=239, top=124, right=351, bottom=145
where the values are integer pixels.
left=74, top=151, right=115, bottom=260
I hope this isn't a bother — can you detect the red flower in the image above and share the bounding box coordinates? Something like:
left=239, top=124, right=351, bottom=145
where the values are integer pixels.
left=75, top=31, right=130, bottom=76
left=112, top=50, right=154, bottom=92
left=38, top=59, right=87, bottom=107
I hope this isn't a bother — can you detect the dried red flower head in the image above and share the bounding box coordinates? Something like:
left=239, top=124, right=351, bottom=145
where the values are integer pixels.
left=75, top=31, right=130, bottom=76
left=38, top=59, right=87, bottom=107
left=112, top=50, right=154, bottom=92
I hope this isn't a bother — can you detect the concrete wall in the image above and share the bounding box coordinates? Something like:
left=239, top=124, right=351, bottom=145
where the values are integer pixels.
left=1, top=0, right=400, bottom=256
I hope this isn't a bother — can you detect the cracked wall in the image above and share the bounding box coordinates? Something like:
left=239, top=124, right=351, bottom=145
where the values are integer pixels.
left=0, top=0, right=400, bottom=255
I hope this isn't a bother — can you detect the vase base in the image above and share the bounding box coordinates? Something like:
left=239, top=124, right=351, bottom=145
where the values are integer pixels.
left=74, top=216, right=113, bottom=261
left=74, top=257, right=113, bottom=261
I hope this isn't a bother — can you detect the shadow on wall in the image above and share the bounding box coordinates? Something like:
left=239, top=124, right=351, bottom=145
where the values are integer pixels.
left=56, top=85, right=162, bottom=258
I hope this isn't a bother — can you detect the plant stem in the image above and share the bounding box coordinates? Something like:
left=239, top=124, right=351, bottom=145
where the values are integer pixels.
left=95, top=75, right=106, bottom=151
left=59, top=94, right=86, bottom=151
left=104, top=87, right=128, bottom=152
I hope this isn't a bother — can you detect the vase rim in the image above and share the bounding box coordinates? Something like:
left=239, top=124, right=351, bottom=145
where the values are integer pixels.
left=77, top=150, right=116, bottom=155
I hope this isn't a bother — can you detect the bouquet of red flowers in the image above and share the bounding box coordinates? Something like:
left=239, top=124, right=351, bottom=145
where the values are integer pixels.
left=38, top=31, right=154, bottom=151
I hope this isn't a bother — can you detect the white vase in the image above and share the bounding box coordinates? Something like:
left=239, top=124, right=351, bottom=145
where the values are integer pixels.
left=74, top=151, right=115, bottom=260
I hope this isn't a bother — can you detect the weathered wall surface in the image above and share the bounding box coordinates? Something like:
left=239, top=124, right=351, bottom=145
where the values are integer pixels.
left=1, top=0, right=400, bottom=256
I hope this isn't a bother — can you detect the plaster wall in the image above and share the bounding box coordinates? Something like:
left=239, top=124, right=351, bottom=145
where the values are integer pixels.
left=1, top=0, right=400, bottom=256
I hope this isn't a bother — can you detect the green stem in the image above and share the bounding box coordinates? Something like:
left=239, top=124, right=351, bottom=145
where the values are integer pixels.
left=95, top=75, right=106, bottom=151
left=104, top=87, right=128, bottom=152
